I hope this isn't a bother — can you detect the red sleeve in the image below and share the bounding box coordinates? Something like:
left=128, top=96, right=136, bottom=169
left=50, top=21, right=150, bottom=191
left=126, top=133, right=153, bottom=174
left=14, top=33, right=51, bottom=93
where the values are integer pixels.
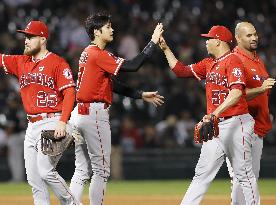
left=0, top=54, right=21, bottom=76
left=172, top=59, right=208, bottom=80
left=227, top=55, right=246, bottom=87
left=96, top=50, right=125, bottom=76
left=172, top=61, right=194, bottom=78
left=60, top=87, right=75, bottom=123
left=189, top=58, right=210, bottom=80
left=55, top=60, right=75, bottom=91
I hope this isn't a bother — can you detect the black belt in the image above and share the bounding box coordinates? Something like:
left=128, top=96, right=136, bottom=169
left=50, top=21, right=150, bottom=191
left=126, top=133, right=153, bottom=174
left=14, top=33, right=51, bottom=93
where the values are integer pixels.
left=219, top=116, right=233, bottom=122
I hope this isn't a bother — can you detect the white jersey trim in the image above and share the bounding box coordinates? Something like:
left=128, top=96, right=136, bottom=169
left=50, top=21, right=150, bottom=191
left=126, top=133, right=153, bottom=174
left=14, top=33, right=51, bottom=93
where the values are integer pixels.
left=229, top=81, right=246, bottom=87
left=215, top=52, right=233, bottom=62
left=1, top=55, right=8, bottom=74
left=59, top=83, right=75, bottom=91
left=114, top=58, right=125, bottom=76
left=31, top=52, right=52, bottom=62
left=189, top=64, right=201, bottom=81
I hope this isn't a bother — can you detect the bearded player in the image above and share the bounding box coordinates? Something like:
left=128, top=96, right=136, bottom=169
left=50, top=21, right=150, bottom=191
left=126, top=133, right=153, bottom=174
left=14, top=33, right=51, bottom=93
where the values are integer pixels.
left=159, top=26, right=259, bottom=205
left=226, top=22, right=276, bottom=205
left=0, top=21, right=78, bottom=204
left=72, top=12, right=163, bottom=205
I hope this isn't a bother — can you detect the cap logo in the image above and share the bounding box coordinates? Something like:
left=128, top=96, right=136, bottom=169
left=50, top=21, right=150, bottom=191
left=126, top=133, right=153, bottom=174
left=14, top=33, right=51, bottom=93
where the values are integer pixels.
left=26, top=22, right=32, bottom=30
left=216, top=34, right=219, bottom=37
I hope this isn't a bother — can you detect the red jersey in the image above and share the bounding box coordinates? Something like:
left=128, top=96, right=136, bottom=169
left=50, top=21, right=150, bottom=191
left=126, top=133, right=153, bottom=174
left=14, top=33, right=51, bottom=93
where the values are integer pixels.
left=76, top=45, right=124, bottom=104
left=0, top=52, right=75, bottom=115
left=234, top=47, right=271, bottom=137
left=173, top=52, right=248, bottom=117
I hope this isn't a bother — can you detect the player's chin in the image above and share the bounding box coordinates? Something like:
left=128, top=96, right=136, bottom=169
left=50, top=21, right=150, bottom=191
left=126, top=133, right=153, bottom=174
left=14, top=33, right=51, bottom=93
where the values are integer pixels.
left=107, top=34, right=113, bottom=41
left=250, top=44, right=258, bottom=50
left=23, top=48, right=32, bottom=56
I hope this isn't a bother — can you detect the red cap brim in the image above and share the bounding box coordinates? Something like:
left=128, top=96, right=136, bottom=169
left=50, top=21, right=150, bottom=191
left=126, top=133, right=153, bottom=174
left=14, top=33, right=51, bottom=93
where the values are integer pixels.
left=201, top=34, right=213, bottom=38
left=17, top=30, right=39, bottom=36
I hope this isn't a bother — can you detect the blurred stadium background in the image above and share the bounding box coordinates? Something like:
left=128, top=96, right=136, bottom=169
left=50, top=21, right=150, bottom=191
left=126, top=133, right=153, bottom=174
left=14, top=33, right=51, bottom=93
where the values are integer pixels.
left=0, top=0, right=276, bottom=204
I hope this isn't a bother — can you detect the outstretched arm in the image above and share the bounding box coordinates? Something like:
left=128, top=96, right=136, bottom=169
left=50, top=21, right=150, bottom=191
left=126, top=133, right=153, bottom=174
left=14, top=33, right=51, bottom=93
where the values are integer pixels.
left=159, top=36, right=178, bottom=68
left=246, top=78, right=276, bottom=100
left=120, top=23, right=164, bottom=72
left=159, top=37, right=195, bottom=78
left=113, top=78, right=164, bottom=107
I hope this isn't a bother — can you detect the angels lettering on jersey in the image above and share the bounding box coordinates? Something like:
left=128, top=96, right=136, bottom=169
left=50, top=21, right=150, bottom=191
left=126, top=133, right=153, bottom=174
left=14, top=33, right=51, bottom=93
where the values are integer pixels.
left=206, top=72, right=228, bottom=87
left=20, top=72, right=55, bottom=89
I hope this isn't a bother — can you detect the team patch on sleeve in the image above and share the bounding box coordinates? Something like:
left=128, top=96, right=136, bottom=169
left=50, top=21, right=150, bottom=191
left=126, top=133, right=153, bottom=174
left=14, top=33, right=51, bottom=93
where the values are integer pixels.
left=232, top=67, right=243, bottom=78
left=63, top=68, right=73, bottom=79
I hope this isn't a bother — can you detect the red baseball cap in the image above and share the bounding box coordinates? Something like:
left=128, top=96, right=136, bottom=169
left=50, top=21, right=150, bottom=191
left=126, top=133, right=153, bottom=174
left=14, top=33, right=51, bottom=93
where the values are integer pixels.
left=17, top=21, right=49, bottom=39
left=201, top=26, right=233, bottom=43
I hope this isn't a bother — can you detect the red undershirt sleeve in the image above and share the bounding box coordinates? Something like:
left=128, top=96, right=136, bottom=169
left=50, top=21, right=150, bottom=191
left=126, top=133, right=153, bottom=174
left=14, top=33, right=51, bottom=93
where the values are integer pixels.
left=172, top=61, right=194, bottom=77
left=60, top=87, right=75, bottom=123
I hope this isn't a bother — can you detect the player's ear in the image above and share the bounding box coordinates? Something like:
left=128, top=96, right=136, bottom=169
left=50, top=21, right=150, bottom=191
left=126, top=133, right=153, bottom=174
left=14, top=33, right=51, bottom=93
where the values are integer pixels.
left=94, top=29, right=99, bottom=37
left=216, top=39, right=221, bottom=47
left=235, top=34, right=240, bottom=44
left=40, top=37, right=47, bottom=45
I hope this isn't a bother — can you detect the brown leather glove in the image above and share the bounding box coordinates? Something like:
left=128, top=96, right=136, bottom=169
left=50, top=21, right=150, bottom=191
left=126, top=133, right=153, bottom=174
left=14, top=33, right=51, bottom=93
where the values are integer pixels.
left=41, top=130, right=74, bottom=156
left=194, top=114, right=219, bottom=144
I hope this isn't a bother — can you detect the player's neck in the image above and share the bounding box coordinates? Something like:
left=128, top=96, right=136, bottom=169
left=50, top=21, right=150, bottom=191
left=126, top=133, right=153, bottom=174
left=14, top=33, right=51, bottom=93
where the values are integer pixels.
left=238, top=45, right=255, bottom=58
left=33, top=48, right=49, bottom=61
left=214, top=47, right=230, bottom=59
left=92, top=39, right=106, bottom=50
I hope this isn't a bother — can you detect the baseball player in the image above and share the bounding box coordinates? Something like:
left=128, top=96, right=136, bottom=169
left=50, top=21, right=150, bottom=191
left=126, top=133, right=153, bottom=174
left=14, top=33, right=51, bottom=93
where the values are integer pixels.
left=159, top=26, right=259, bottom=205
left=226, top=22, right=276, bottom=205
left=72, top=12, right=164, bottom=205
left=0, top=21, right=78, bottom=205
left=69, top=79, right=164, bottom=204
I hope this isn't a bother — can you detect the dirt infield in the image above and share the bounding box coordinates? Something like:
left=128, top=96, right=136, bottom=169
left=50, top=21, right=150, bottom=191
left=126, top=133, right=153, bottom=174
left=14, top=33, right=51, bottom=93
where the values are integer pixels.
left=0, top=195, right=275, bottom=205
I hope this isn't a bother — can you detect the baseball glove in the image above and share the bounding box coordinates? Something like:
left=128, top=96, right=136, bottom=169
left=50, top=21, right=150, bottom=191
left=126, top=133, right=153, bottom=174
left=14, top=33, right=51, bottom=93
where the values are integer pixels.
left=194, top=114, right=219, bottom=144
left=41, top=130, right=74, bottom=157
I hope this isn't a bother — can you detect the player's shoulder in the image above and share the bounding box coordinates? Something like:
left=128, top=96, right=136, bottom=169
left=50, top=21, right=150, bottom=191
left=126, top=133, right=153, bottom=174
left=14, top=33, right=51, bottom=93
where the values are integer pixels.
left=198, top=57, right=214, bottom=65
left=84, top=44, right=102, bottom=58
left=203, top=57, right=213, bottom=63
left=225, top=52, right=243, bottom=64
left=46, top=53, right=71, bottom=70
left=48, top=52, right=69, bottom=64
left=47, top=52, right=65, bottom=61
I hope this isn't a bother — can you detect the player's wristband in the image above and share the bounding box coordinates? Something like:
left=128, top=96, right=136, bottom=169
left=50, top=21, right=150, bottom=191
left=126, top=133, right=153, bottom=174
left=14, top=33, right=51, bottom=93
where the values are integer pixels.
left=142, top=41, right=156, bottom=57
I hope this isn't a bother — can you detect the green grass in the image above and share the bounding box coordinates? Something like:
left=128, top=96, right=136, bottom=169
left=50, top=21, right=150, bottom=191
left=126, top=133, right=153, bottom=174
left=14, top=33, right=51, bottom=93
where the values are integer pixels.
left=0, top=179, right=275, bottom=196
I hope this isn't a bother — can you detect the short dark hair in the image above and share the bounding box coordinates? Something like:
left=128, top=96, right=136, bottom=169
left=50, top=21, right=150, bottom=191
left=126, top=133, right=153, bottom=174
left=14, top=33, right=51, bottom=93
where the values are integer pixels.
left=85, top=12, right=111, bottom=40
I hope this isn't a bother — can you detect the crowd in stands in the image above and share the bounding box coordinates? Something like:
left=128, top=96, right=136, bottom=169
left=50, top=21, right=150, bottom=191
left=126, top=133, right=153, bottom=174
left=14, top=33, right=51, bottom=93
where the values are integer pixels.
left=0, top=0, right=276, bottom=177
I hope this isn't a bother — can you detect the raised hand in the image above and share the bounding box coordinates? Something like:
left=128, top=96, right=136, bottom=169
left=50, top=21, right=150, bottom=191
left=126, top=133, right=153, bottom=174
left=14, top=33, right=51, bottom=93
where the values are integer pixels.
left=151, top=23, right=164, bottom=44
left=158, top=36, right=169, bottom=51
left=261, top=78, right=276, bottom=92
left=142, top=91, right=164, bottom=107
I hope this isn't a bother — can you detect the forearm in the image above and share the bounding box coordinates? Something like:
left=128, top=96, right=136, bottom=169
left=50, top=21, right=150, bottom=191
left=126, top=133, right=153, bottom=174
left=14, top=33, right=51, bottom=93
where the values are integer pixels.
left=163, top=47, right=178, bottom=69
left=246, top=87, right=264, bottom=100
left=120, top=41, right=156, bottom=72
left=212, top=89, right=242, bottom=117
left=60, top=87, right=76, bottom=122
left=113, top=78, right=142, bottom=99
